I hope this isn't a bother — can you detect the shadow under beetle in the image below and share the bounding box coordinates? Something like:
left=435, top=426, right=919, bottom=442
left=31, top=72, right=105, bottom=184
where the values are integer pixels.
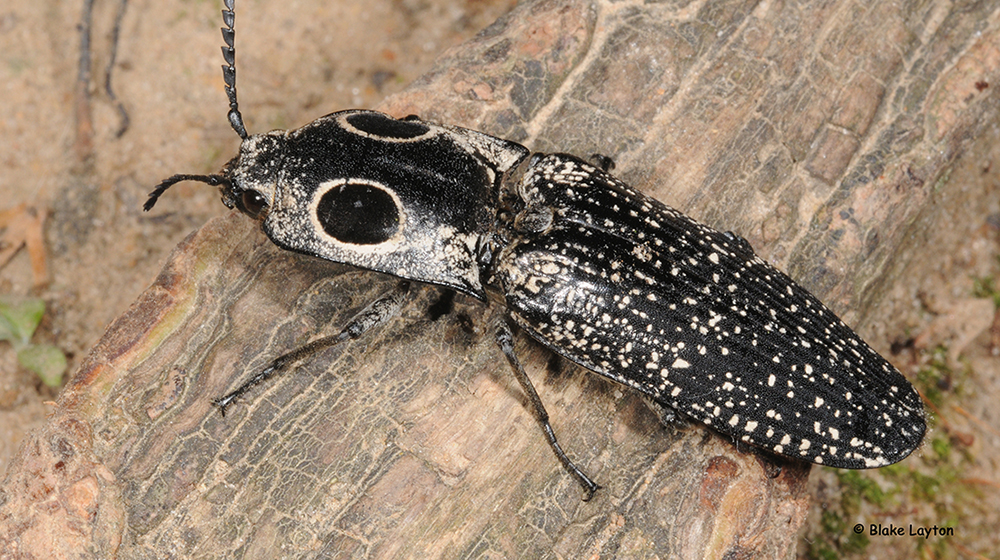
left=145, top=0, right=926, bottom=500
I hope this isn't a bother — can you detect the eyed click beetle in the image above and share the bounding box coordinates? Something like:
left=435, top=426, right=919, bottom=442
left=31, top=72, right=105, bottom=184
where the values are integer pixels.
left=145, top=0, right=926, bottom=500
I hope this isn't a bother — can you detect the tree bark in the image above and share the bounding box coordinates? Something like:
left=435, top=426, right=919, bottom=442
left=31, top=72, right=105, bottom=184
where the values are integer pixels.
left=3, top=0, right=999, bottom=558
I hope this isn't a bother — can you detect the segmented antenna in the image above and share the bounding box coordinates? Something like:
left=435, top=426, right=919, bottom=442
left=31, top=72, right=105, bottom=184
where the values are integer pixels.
left=143, top=173, right=228, bottom=211
left=143, top=1, right=246, bottom=211
left=221, top=0, right=248, bottom=139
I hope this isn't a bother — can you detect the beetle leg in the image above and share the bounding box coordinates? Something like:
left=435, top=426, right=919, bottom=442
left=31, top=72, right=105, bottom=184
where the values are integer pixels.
left=495, top=320, right=601, bottom=501
left=212, top=280, right=411, bottom=414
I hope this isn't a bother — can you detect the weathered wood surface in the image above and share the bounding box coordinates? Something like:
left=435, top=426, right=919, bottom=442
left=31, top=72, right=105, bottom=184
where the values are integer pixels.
left=3, top=0, right=999, bottom=558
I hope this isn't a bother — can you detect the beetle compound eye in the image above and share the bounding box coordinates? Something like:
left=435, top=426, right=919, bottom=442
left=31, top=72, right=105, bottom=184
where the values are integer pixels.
left=240, top=190, right=267, bottom=218
left=316, top=182, right=400, bottom=245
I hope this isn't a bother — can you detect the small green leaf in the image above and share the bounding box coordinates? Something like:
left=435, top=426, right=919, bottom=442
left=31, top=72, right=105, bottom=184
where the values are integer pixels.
left=17, top=344, right=67, bottom=387
left=0, top=297, right=46, bottom=346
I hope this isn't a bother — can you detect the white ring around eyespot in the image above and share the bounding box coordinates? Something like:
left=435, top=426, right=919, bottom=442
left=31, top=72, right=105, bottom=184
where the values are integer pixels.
left=309, top=178, right=407, bottom=253
left=336, top=111, right=442, bottom=143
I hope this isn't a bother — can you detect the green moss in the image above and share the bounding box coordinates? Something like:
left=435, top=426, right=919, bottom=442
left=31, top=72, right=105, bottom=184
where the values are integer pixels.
left=970, top=270, right=1000, bottom=307
left=837, top=470, right=895, bottom=509
left=914, top=346, right=954, bottom=409
left=809, top=508, right=869, bottom=559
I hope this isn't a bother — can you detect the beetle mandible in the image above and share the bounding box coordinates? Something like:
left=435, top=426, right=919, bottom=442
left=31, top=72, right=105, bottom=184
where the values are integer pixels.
left=145, top=0, right=926, bottom=500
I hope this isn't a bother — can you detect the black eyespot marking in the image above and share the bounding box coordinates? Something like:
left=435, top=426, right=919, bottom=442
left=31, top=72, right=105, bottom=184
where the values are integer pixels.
left=240, top=189, right=267, bottom=218
left=345, top=112, right=430, bottom=140
left=316, top=182, right=400, bottom=245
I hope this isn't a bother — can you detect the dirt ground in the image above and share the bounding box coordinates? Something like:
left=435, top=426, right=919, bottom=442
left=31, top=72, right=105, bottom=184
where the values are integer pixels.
left=1, top=0, right=998, bottom=558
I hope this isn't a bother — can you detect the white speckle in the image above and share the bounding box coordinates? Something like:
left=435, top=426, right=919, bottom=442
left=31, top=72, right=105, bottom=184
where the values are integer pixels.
left=672, top=358, right=690, bottom=369
left=539, top=262, right=561, bottom=275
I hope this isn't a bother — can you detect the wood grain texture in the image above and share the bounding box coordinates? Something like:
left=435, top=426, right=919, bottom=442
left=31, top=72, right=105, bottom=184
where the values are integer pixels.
left=3, top=0, right=999, bottom=558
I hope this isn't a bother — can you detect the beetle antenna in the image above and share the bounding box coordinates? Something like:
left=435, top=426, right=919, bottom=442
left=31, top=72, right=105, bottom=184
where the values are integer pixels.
left=143, top=174, right=228, bottom=211
left=221, top=0, right=248, bottom=139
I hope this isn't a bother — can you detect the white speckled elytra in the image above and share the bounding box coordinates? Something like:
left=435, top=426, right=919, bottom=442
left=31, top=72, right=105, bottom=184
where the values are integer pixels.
left=144, top=0, right=925, bottom=499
